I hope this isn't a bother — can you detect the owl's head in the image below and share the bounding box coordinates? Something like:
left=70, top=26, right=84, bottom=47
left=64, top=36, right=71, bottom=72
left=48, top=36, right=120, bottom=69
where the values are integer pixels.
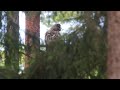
left=51, top=24, right=61, bottom=31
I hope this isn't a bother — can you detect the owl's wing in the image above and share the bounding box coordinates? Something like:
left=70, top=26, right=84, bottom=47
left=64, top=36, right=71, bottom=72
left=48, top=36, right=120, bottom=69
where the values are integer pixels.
left=45, top=31, right=52, bottom=45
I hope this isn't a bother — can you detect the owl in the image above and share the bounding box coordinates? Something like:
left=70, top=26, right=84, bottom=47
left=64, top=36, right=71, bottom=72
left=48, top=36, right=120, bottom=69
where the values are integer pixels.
left=45, top=24, right=61, bottom=50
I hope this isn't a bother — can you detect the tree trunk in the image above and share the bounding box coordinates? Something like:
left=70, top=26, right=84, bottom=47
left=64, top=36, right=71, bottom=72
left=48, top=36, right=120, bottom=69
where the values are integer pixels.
left=5, top=11, right=19, bottom=72
left=107, top=11, right=120, bottom=79
left=25, top=11, right=40, bottom=69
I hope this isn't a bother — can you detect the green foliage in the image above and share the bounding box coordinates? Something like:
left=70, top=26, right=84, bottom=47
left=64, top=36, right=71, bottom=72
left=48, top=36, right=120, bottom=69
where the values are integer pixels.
left=40, top=11, right=107, bottom=34
left=0, top=67, right=20, bottom=79
left=25, top=26, right=107, bottom=79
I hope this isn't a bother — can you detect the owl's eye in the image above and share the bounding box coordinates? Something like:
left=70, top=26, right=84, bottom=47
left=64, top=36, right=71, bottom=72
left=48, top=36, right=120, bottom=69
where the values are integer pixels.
left=53, top=29, right=59, bottom=31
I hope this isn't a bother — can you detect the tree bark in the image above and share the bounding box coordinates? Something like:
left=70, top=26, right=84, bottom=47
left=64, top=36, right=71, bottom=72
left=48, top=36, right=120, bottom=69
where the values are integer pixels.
left=107, top=11, right=120, bottom=79
left=25, top=11, right=40, bottom=69
left=5, top=11, right=19, bottom=72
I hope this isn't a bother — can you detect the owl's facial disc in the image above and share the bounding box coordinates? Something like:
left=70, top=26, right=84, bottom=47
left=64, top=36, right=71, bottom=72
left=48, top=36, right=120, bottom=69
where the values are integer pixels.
left=56, top=24, right=61, bottom=31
